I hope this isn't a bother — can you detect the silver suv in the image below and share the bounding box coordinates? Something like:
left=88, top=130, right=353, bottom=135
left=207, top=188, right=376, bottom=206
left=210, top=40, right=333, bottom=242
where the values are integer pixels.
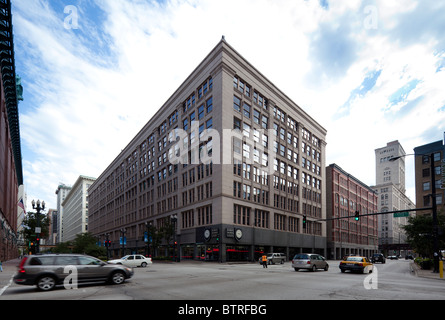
left=14, top=254, right=134, bottom=291
left=292, top=253, right=329, bottom=272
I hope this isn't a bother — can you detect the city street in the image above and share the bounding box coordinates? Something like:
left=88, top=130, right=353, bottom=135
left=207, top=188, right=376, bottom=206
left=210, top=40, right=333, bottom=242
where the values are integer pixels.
left=1, top=258, right=445, bottom=300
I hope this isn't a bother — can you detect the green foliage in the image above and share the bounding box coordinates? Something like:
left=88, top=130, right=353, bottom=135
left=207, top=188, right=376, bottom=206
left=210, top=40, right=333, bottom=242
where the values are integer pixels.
left=22, top=211, right=50, bottom=243
left=403, top=214, right=445, bottom=258
left=414, top=257, right=433, bottom=270
left=53, top=241, right=72, bottom=253
left=52, top=232, right=106, bottom=258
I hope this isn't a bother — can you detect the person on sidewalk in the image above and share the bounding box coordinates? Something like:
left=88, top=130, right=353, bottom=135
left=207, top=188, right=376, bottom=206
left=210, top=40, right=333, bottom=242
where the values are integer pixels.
left=0, top=260, right=2, bottom=272
left=261, top=255, right=268, bottom=268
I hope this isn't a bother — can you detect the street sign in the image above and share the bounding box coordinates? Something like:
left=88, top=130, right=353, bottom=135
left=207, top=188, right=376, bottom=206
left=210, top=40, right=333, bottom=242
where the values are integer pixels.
left=393, top=212, right=409, bottom=218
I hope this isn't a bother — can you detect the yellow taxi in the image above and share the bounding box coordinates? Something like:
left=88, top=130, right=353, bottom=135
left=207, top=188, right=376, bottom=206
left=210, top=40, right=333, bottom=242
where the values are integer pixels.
left=339, top=256, right=373, bottom=274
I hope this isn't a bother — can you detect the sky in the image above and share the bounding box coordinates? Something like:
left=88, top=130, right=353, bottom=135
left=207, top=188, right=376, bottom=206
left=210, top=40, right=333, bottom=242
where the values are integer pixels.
left=11, top=0, right=445, bottom=210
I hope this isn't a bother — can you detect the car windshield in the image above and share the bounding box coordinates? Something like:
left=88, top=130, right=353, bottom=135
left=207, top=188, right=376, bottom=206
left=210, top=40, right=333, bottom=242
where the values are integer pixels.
left=294, top=254, right=309, bottom=260
left=346, top=257, right=363, bottom=262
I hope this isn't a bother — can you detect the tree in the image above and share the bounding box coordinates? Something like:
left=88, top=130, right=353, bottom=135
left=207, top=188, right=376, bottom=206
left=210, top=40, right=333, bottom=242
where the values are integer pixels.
left=403, top=214, right=445, bottom=257
left=72, top=232, right=106, bottom=258
left=22, top=211, right=50, bottom=244
left=52, top=233, right=106, bottom=258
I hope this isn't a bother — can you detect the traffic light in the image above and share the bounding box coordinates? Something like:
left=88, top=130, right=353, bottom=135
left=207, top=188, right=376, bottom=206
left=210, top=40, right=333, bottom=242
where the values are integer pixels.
left=354, top=211, right=360, bottom=221
left=303, top=215, right=307, bottom=229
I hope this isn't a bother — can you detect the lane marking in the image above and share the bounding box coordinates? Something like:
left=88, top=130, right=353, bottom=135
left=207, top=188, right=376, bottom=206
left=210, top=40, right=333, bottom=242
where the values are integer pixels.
left=0, top=276, right=14, bottom=296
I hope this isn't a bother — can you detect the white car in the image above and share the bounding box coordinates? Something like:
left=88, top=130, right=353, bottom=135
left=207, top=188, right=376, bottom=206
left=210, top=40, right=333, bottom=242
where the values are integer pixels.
left=108, top=255, right=152, bottom=267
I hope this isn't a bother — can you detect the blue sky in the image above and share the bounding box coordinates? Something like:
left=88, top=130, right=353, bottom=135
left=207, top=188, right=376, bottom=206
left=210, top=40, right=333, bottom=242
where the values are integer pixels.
left=11, top=0, right=445, bottom=209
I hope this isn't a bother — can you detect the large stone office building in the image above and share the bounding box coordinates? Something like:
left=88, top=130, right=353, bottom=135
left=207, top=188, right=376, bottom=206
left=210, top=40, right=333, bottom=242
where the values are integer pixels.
left=88, top=39, right=327, bottom=262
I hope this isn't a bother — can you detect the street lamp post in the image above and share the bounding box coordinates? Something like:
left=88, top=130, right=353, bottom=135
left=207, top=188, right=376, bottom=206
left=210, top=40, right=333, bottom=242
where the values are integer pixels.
left=31, top=199, right=45, bottom=254
left=120, top=228, right=126, bottom=257
left=105, top=233, right=110, bottom=260
left=145, top=222, right=152, bottom=258
left=391, top=153, right=440, bottom=272
left=170, top=214, right=178, bottom=262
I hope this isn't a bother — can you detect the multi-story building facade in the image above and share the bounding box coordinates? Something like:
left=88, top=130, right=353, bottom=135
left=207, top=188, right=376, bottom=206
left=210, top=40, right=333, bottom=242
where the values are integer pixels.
left=0, top=0, right=23, bottom=261
left=414, top=139, right=445, bottom=216
left=46, top=209, right=58, bottom=245
left=372, top=141, right=415, bottom=248
left=88, top=38, right=327, bottom=262
left=61, top=176, right=95, bottom=242
left=55, top=183, right=72, bottom=243
left=326, top=164, right=379, bottom=260
left=375, top=141, right=406, bottom=193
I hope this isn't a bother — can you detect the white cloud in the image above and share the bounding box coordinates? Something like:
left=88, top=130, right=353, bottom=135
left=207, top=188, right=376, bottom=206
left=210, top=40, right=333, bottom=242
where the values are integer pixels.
left=12, top=0, right=445, bottom=209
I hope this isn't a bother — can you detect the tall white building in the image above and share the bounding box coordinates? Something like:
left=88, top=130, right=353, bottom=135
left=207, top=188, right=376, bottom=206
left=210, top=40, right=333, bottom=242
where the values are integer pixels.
left=372, top=141, right=415, bottom=248
left=61, top=176, right=96, bottom=242
left=55, top=183, right=72, bottom=243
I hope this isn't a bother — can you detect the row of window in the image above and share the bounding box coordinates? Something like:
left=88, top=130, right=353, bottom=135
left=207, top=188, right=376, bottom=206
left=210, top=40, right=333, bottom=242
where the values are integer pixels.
left=232, top=204, right=321, bottom=235
left=183, top=77, right=213, bottom=113
left=181, top=182, right=213, bottom=206
left=183, top=97, right=213, bottom=131
left=233, top=76, right=268, bottom=110
left=181, top=205, right=213, bottom=229
left=233, top=181, right=269, bottom=205
left=233, top=161, right=270, bottom=186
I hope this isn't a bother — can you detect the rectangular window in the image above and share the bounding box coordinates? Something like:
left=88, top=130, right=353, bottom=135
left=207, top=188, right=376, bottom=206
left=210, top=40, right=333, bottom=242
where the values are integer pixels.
left=198, top=104, right=205, bottom=119
left=206, top=97, right=213, bottom=113
left=233, top=96, right=241, bottom=112
left=243, top=102, right=251, bottom=118
left=253, top=109, right=260, bottom=124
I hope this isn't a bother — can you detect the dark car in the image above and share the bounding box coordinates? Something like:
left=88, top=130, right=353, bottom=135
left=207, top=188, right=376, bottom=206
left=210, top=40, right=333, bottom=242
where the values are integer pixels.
left=371, top=253, right=386, bottom=264
left=14, top=254, right=133, bottom=291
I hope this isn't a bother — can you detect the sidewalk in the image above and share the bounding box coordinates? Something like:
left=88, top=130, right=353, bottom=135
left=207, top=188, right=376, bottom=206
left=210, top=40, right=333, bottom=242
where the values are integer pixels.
left=410, top=261, right=445, bottom=281
left=0, top=259, right=21, bottom=292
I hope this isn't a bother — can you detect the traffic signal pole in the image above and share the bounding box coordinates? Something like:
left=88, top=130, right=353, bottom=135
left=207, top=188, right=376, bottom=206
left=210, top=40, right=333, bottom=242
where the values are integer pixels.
left=316, top=207, right=432, bottom=222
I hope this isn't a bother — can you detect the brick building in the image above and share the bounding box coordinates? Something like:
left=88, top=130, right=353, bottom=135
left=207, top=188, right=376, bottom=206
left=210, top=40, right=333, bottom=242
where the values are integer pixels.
left=326, top=164, right=378, bottom=260
left=414, top=139, right=445, bottom=216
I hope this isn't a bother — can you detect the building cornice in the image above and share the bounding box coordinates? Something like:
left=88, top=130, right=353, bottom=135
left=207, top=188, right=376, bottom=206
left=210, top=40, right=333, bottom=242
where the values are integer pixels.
left=0, top=0, right=23, bottom=185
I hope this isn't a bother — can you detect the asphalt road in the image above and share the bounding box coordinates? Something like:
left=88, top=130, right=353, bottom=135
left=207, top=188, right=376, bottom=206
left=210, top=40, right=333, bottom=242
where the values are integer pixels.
left=1, top=259, right=444, bottom=300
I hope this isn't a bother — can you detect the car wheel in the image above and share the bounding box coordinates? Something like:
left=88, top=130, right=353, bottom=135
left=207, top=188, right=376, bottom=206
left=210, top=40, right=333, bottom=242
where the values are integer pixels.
left=36, top=275, right=56, bottom=291
left=294, top=268, right=299, bottom=271
left=141, top=262, right=147, bottom=267
left=110, top=271, right=126, bottom=285
left=324, top=264, right=329, bottom=271
left=311, top=265, right=317, bottom=272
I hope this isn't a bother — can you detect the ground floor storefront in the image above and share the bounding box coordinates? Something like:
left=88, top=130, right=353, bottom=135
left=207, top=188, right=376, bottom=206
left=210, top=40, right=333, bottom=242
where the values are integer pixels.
left=105, top=224, right=327, bottom=262
left=175, top=224, right=326, bottom=262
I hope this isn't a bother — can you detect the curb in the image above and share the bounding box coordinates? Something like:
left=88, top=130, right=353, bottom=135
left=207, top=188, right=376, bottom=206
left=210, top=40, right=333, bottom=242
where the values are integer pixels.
left=410, top=261, right=445, bottom=281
